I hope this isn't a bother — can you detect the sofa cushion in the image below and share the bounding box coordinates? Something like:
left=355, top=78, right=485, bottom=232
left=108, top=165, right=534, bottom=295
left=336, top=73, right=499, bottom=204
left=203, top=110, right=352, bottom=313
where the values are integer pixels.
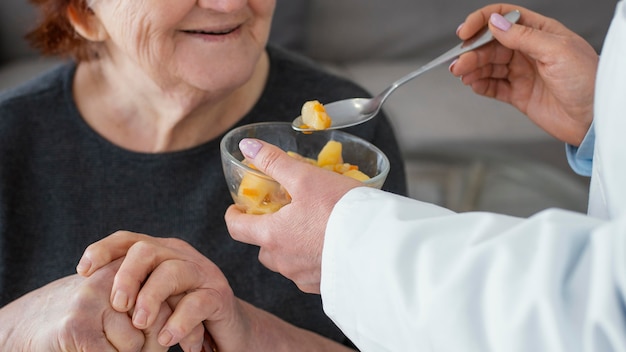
left=305, top=0, right=616, bottom=62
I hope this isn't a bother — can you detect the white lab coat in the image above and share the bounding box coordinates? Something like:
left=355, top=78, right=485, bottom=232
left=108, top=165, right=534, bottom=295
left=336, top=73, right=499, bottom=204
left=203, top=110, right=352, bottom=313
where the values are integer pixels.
left=321, top=3, right=626, bottom=351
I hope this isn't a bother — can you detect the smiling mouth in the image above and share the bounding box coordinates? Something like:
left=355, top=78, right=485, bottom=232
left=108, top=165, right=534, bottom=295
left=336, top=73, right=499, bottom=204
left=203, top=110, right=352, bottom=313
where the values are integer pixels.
left=182, top=27, right=239, bottom=36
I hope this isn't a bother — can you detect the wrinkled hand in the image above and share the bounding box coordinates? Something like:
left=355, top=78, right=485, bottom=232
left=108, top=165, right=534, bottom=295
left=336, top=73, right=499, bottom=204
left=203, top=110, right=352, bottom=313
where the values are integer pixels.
left=451, top=4, right=598, bottom=146
left=225, top=138, right=362, bottom=294
left=0, top=259, right=169, bottom=352
left=77, top=231, right=253, bottom=352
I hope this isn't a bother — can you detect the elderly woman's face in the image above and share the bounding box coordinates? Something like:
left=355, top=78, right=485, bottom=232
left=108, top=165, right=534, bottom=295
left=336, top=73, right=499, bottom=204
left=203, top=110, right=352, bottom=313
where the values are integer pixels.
left=90, top=0, right=276, bottom=92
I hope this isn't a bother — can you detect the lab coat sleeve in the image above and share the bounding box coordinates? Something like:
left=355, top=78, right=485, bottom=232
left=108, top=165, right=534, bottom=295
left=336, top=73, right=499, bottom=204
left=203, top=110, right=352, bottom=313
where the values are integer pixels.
left=566, top=121, right=595, bottom=177
left=321, top=187, right=626, bottom=352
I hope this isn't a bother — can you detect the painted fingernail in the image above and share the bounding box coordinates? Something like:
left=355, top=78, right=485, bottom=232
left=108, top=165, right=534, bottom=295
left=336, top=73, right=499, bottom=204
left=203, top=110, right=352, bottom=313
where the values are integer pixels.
left=490, top=13, right=512, bottom=31
left=448, top=59, right=458, bottom=72
left=456, top=23, right=464, bottom=35
left=239, top=138, right=263, bottom=159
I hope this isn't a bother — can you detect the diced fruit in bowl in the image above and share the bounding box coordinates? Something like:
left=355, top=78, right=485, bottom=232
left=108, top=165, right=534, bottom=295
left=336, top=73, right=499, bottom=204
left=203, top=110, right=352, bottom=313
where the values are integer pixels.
left=316, top=140, right=343, bottom=166
left=236, top=172, right=290, bottom=215
left=341, top=169, right=370, bottom=182
left=285, top=141, right=369, bottom=181
left=238, top=140, right=370, bottom=214
left=220, top=122, right=389, bottom=215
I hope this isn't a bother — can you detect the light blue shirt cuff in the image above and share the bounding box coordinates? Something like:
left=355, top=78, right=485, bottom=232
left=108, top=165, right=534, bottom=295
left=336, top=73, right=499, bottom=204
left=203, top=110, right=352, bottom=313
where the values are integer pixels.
left=565, top=122, right=594, bottom=177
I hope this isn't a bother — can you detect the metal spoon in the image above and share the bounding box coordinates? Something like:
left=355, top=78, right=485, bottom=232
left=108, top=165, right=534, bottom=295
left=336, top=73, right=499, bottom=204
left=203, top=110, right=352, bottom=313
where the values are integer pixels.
left=292, top=10, right=521, bottom=132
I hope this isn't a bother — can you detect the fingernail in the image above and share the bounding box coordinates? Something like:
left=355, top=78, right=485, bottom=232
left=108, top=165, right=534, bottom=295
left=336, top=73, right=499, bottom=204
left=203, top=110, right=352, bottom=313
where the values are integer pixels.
left=133, top=308, right=148, bottom=328
left=112, top=290, right=129, bottom=310
left=456, top=23, right=464, bottom=35
left=490, top=13, right=512, bottom=31
left=76, top=257, right=92, bottom=274
left=158, top=329, right=174, bottom=346
left=448, top=59, right=458, bottom=72
left=239, top=138, right=263, bottom=159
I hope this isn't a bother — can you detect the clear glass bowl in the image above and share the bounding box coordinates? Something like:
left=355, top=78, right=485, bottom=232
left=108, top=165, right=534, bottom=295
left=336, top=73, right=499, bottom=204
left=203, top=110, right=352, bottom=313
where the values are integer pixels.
left=220, top=122, right=390, bottom=214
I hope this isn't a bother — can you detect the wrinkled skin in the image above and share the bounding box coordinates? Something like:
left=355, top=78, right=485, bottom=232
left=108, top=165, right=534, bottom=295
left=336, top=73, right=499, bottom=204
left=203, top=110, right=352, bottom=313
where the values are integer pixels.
left=78, top=232, right=242, bottom=351
left=77, top=231, right=356, bottom=352
left=0, top=259, right=169, bottom=351
left=72, top=0, right=275, bottom=153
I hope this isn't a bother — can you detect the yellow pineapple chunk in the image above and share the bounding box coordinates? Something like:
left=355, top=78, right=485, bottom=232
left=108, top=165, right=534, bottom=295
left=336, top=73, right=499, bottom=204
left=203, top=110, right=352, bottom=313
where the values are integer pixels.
left=317, top=140, right=343, bottom=167
left=332, top=163, right=356, bottom=174
left=242, top=200, right=284, bottom=215
left=301, top=100, right=332, bottom=130
left=237, top=172, right=279, bottom=206
left=287, top=151, right=317, bottom=165
left=342, top=169, right=371, bottom=181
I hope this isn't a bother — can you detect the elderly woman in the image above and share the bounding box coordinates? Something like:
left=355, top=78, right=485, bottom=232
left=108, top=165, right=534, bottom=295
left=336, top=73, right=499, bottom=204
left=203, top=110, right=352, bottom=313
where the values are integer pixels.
left=0, top=0, right=407, bottom=351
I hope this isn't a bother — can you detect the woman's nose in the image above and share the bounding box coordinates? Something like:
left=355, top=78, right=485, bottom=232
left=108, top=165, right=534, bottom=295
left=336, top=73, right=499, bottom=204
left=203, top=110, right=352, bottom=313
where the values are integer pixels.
left=196, top=0, right=247, bottom=12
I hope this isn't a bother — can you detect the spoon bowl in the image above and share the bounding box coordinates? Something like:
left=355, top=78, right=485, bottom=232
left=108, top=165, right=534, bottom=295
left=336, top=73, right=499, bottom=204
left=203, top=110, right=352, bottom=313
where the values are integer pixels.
left=292, top=98, right=376, bottom=130
left=293, top=10, right=521, bottom=132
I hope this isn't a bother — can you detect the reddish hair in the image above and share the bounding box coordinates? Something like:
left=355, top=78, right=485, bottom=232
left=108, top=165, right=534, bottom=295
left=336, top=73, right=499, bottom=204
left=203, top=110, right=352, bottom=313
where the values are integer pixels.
left=26, top=0, right=99, bottom=61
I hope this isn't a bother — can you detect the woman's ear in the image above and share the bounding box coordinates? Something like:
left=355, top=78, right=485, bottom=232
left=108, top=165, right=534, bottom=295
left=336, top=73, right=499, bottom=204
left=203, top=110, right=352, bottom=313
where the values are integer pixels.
left=67, top=4, right=108, bottom=42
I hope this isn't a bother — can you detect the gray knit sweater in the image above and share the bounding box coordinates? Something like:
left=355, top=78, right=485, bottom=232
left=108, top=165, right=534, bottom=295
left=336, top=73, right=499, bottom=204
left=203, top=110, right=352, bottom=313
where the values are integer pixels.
left=0, top=45, right=407, bottom=349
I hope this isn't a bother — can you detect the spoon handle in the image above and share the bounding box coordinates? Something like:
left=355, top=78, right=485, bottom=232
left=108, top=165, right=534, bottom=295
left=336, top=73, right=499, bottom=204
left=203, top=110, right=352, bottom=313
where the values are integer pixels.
left=372, top=10, right=521, bottom=108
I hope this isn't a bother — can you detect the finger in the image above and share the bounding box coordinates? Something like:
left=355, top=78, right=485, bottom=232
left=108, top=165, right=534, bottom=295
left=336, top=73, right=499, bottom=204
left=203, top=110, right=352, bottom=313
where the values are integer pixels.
left=130, top=259, right=203, bottom=328
left=453, top=43, right=513, bottom=77
left=176, top=324, right=205, bottom=352
left=487, top=13, right=570, bottom=64
left=472, top=77, right=511, bottom=101
left=457, top=5, right=567, bottom=40
left=131, top=256, right=231, bottom=331
left=238, top=138, right=322, bottom=192
left=459, top=63, right=514, bottom=99
left=103, top=310, right=146, bottom=352
left=461, top=62, right=510, bottom=83
left=71, top=259, right=143, bottom=351
left=77, top=230, right=152, bottom=276
left=66, top=313, right=124, bottom=352
left=457, top=4, right=523, bottom=40
left=141, top=302, right=173, bottom=352
left=74, top=338, right=120, bottom=352
left=224, top=204, right=273, bottom=247
left=453, top=7, right=572, bottom=78
left=202, top=329, right=219, bottom=352
left=111, top=240, right=183, bottom=312
left=158, top=291, right=225, bottom=348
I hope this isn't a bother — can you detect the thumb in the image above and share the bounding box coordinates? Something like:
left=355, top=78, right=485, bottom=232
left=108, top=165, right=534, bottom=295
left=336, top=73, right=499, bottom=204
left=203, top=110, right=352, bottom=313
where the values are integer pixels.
left=488, top=12, right=564, bottom=63
left=226, top=138, right=315, bottom=244
left=238, top=138, right=313, bottom=189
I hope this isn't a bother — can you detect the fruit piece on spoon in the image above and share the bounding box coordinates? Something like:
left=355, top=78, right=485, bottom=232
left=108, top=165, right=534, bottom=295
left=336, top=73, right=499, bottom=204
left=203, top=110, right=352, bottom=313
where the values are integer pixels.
left=300, top=100, right=332, bottom=130
left=292, top=10, right=522, bottom=133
